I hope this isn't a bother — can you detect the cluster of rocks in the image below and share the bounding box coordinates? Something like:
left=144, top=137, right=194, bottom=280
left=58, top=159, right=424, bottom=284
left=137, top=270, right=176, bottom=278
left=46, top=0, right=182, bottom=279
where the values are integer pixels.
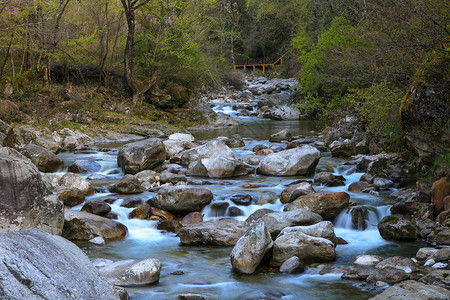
left=342, top=248, right=450, bottom=300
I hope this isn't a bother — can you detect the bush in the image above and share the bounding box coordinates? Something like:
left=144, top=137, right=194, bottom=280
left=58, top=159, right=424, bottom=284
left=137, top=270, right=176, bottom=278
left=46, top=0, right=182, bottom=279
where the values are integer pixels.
left=345, top=81, right=404, bottom=142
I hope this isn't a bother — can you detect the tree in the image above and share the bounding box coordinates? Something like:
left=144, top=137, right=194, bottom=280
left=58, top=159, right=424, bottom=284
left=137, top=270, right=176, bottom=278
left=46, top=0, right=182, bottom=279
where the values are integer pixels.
left=120, top=0, right=151, bottom=105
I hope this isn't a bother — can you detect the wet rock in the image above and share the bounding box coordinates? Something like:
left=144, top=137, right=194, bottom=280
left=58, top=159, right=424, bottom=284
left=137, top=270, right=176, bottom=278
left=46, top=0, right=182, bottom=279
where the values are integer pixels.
left=135, top=170, right=159, bottom=190
left=99, top=258, right=161, bottom=286
left=150, top=186, right=213, bottom=215
left=81, top=199, right=112, bottom=217
left=89, top=236, right=106, bottom=246
left=257, top=145, right=321, bottom=176
left=19, top=144, right=63, bottom=172
left=278, top=221, right=336, bottom=244
left=419, top=270, right=450, bottom=289
left=233, top=160, right=255, bottom=177
left=377, top=215, right=419, bottom=241
left=270, top=231, right=336, bottom=267
left=253, top=144, right=268, bottom=152
left=429, top=248, right=450, bottom=262
left=60, top=172, right=95, bottom=195
left=280, top=182, right=315, bottom=204
left=157, top=220, right=182, bottom=233
left=230, top=194, right=253, bottom=206
left=159, top=170, right=187, bottom=184
left=181, top=212, right=203, bottom=225
left=120, top=197, right=143, bottom=208
left=63, top=209, right=127, bottom=240
left=0, top=154, right=64, bottom=235
left=435, top=228, right=450, bottom=245
left=109, top=174, right=144, bottom=194
left=313, top=172, right=345, bottom=187
left=0, top=229, right=120, bottom=300
left=181, top=140, right=234, bottom=166
left=177, top=218, right=246, bottom=246
left=279, top=256, right=305, bottom=274
left=351, top=206, right=368, bottom=230
left=128, top=204, right=151, bottom=219
left=360, top=173, right=374, bottom=183
left=262, top=105, right=300, bottom=120
left=58, top=188, right=85, bottom=207
left=225, top=134, right=245, bottom=148
left=269, top=129, right=292, bottom=143
left=117, top=138, right=166, bottom=175
left=178, top=294, right=206, bottom=300
left=244, top=156, right=260, bottom=165
left=262, top=209, right=323, bottom=239
left=370, top=280, right=450, bottom=300
left=366, top=267, right=409, bottom=285
left=231, top=219, right=273, bottom=274
left=150, top=207, right=175, bottom=220
left=348, top=181, right=369, bottom=192
left=330, top=139, right=356, bottom=157
left=254, top=148, right=274, bottom=156
left=210, top=202, right=230, bottom=217
left=376, top=256, right=418, bottom=274
left=432, top=177, right=450, bottom=215
left=187, top=156, right=237, bottom=178
left=68, top=160, right=102, bottom=173
left=244, top=209, right=275, bottom=226
left=416, top=247, right=439, bottom=261
left=373, top=177, right=394, bottom=189
left=284, top=192, right=350, bottom=220
left=228, top=206, right=245, bottom=216
left=354, top=255, right=383, bottom=265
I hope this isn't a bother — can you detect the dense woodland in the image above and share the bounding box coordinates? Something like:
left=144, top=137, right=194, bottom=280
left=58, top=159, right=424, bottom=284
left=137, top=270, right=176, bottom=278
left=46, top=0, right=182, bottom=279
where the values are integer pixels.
left=0, top=0, right=449, bottom=163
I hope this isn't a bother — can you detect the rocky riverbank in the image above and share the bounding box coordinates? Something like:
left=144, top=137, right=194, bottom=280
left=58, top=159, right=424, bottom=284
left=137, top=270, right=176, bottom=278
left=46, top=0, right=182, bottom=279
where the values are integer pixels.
left=0, top=75, right=449, bottom=299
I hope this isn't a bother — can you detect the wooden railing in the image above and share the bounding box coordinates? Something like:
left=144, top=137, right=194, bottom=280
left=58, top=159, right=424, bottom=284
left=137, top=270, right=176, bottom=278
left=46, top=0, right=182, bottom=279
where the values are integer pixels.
left=232, top=54, right=286, bottom=75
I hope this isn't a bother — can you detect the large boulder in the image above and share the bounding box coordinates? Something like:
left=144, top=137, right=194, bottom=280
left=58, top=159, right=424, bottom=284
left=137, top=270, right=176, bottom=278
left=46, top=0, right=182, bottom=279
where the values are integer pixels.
left=284, top=192, right=350, bottom=220
left=177, top=218, right=246, bottom=246
left=62, top=209, right=127, bottom=241
left=230, top=219, right=273, bottom=274
left=270, top=231, right=336, bottom=267
left=370, top=280, right=450, bottom=300
left=149, top=186, right=213, bottom=214
left=432, top=177, right=450, bottom=215
left=187, top=157, right=236, bottom=178
left=60, top=172, right=94, bottom=195
left=109, top=174, right=144, bottom=194
left=19, top=144, right=63, bottom=172
left=261, top=209, right=322, bottom=238
left=180, top=140, right=234, bottom=166
left=376, top=256, right=419, bottom=274
left=377, top=215, right=419, bottom=241
left=0, top=229, right=121, bottom=299
left=261, top=105, right=300, bottom=120
left=257, top=146, right=320, bottom=176
left=269, top=129, right=292, bottom=142
left=99, top=258, right=161, bottom=287
left=0, top=154, right=64, bottom=235
left=117, top=138, right=166, bottom=174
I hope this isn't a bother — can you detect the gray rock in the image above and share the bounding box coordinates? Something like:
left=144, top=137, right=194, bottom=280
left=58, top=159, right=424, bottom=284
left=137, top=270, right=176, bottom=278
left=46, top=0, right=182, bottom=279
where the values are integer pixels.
left=269, top=129, right=292, bottom=143
left=81, top=199, right=112, bottom=217
left=159, top=170, right=187, bottom=184
left=416, top=247, right=439, bottom=261
left=177, top=218, right=246, bottom=246
left=62, top=209, right=127, bottom=241
left=270, top=231, right=336, bottom=267
left=99, top=258, right=161, bottom=286
left=89, top=236, right=106, bottom=246
left=109, top=174, right=144, bottom=194
left=376, top=256, right=418, bottom=274
left=419, top=270, right=450, bottom=289
left=58, top=188, right=85, bottom=207
left=313, top=172, right=345, bottom=187
left=277, top=221, right=336, bottom=243
left=262, top=105, right=300, bottom=120
left=261, top=209, right=322, bottom=238
left=117, top=138, right=166, bottom=174
left=225, top=134, right=245, bottom=148
left=279, top=256, right=305, bottom=274
left=370, top=280, right=450, bottom=300
left=0, top=229, right=120, bottom=299
left=284, top=192, right=350, bottom=220
left=60, top=172, right=94, bottom=195
left=0, top=154, right=63, bottom=235
left=68, top=160, right=102, bottom=173
left=373, top=177, right=394, bottom=189
left=280, top=182, right=315, bottom=204
left=429, top=248, right=450, bottom=262
left=230, top=219, right=273, bottom=274
left=180, top=140, right=234, bottom=166
left=329, top=139, right=356, bottom=157
left=150, top=186, right=213, bottom=214
left=378, top=215, right=419, bottom=241
left=257, top=146, right=321, bottom=176
left=187, top=156, right=237, bottom=178
left=19, top=144, right=63, bottom=172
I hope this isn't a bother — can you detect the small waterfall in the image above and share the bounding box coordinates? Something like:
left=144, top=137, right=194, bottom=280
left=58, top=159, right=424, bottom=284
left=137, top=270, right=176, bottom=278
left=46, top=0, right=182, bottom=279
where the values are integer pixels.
left=334, top=205, right=391, bottom=230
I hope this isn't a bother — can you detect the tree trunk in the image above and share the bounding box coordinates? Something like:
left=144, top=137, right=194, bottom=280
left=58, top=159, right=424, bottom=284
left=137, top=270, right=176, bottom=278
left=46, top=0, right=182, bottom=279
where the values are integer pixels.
left=123, top=1, right=139, bottom=106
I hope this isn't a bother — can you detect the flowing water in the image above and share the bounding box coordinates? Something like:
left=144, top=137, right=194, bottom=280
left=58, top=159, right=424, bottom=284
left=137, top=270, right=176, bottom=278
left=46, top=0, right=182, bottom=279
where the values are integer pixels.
left=63, top=101, right=423, bottom=299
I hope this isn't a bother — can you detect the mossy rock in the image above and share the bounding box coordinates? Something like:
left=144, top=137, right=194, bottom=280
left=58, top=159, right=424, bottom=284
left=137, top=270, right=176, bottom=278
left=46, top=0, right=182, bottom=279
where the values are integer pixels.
left=378, top=215, right=419, bottom=241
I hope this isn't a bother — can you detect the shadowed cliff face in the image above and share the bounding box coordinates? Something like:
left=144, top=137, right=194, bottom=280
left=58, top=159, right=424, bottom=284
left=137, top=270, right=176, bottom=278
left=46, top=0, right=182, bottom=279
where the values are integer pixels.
left=400, top=58, right=450, bottom=165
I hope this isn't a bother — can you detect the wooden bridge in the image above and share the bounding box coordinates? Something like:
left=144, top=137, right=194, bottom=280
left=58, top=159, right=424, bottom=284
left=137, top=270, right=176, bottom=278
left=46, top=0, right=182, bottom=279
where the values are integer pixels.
left=232, top=54, right=286, bottom=75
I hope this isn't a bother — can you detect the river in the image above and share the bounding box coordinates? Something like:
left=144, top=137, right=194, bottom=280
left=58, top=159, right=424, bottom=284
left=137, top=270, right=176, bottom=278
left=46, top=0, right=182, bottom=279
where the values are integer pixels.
left=58, top=100, right=423, bottom=299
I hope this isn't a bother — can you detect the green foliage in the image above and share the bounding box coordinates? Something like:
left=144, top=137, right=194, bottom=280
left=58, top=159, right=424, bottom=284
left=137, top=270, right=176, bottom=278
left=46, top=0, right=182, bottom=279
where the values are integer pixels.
left=345, top=82, right=404, bottom=142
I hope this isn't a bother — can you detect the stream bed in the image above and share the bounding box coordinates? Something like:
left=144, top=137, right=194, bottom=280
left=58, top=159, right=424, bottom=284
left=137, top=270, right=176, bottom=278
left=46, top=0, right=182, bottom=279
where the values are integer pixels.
left=61, top=101, right=423, bottom=299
